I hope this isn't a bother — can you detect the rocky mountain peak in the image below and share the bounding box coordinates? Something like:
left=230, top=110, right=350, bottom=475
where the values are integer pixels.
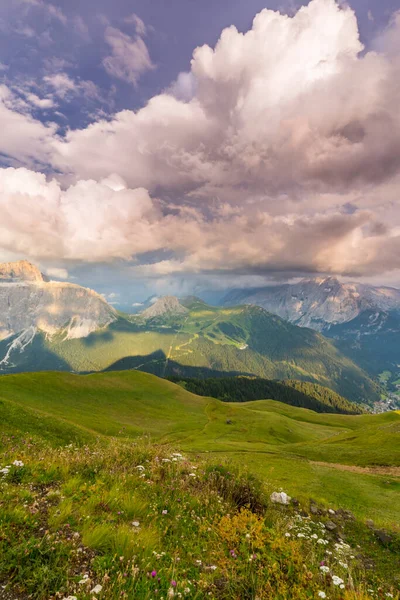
left=0, top=260, right=47, bottom=283
left=141, top=296, right=189, bottom=319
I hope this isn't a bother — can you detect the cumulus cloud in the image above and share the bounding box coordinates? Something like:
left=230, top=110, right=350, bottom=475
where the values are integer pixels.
left=102, top=26, right=155, bottom=85
left=0, top=166, right=399, bottom=281
left=1, top=0, right=400, bottom=283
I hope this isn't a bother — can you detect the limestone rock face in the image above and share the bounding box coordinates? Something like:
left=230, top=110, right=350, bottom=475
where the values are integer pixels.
left=223, top=277, right=400, bottom=332
left=0, top=260, right=48, bottom=283
left=0, top=261, right=116, bottom=340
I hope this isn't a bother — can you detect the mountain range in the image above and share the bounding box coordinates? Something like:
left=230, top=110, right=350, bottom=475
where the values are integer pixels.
left=222, top=277, right=400, bottom=400
left=0, top=261, right=379, bottom=406
left=222, top=277, right=400, bottom=332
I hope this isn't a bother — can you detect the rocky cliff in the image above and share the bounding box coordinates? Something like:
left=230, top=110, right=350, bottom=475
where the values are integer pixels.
left=0, top=261, right=116, bottom=341
left=223, top=277, right=400, bottom=332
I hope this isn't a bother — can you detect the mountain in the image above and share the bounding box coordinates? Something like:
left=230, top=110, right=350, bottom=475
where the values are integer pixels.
left=0, top=290, right=378, bottom=404
left=222, top=277, right=400, bottom=332
left=0, top=264, right=379, bottom=404
left=141, top=295, right=189, bottom=319
left=0, top=260, right=116, bottom=368
left=0, top=259, right=49, bottom=282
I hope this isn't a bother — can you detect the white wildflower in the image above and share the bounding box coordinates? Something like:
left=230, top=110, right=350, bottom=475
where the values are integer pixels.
left=320, top=566, right=330, bottom=574
left=90, top=584, right=103, bottom=594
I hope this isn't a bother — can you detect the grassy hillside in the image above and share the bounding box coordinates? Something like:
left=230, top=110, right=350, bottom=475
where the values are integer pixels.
left=0, top=370, right=399, bottom=599
left=168, top=376, right=364, bottom=415
left=0, top=301, right=379, bottom=405
left=0, top=370, right=398, bottom=525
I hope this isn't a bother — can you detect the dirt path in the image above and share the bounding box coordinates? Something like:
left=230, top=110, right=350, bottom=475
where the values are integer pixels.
left=311, top=461, right=400, bottom=477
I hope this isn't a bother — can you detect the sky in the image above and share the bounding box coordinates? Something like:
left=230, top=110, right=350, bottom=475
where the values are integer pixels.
left=0, top=0, right=400, bottom=307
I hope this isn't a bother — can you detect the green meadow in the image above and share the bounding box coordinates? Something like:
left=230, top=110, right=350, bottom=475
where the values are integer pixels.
left=1, top=370, right=399, bottom=528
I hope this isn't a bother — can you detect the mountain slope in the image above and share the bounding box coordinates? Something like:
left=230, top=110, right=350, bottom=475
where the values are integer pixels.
left=0, top=265, right=379, bottom=404
left=42, top=301, right=380, bottom=403
left=222, top=277, right=400, bottom=332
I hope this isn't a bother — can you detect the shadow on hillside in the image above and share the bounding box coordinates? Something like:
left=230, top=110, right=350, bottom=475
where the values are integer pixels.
left=0, top=333, right=71, bottom=375
left=104, top=350, right=256, bottom=380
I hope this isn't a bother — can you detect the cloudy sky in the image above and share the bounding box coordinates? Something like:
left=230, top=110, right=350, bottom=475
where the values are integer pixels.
left=1, top=0, right=400, bottom=306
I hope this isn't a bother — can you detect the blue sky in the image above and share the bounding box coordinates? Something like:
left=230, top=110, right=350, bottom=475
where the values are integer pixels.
left=0, top=0, right=396, bottom=131
left=1, top=0, right=400, bottom=306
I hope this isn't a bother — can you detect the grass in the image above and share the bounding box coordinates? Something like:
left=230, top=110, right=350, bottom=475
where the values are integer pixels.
left=0, top=370, right=399, bottom=529
left=1, top=434, right=400, bottom=600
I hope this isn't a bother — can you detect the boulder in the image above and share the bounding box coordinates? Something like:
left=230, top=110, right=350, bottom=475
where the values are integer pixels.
left=270, top=491, right=291, bottom=505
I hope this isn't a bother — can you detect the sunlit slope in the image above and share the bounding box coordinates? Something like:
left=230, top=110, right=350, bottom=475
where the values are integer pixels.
left=39, top=303, right=379, bottom=404
left=1, top=370, right=399, bottom=526
left=0, top=370, right=397, bottom=465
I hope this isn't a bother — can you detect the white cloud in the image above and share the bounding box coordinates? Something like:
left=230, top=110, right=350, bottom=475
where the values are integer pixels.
left=46, top=267, right=68, bottom=279
left=43, top=73, right=77, bottom=98
left=2, top=0, right=400, bottom=282
left=103, top=26, right=155, bottom=85
left=0, top=85, right=56, bottom=167
left=26, top=93, right=55, bottom=109
left=124, top=13, right=147, bottom=36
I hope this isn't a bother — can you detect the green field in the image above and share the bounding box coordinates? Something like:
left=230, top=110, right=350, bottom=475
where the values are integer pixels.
left=1, top=370, right=399, bottom=599
left=1, top=370, right=398, bottom=528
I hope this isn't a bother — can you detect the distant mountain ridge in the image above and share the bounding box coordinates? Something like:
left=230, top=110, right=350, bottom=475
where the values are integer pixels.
left=222, top=277, right=400, bottom=332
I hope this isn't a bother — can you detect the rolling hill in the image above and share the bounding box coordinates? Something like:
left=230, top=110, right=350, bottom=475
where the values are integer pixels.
left=1, top=370, right=399, bottom=599
left=0, top=370, right=399, bottom=526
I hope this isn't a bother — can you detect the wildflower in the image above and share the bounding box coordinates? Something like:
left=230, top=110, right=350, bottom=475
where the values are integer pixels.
left=168, top=588, right=175, bottom=598
left=285, top=533, right=291, bottom=537
left=171, top=580, right=177, bottom=587
left=210, top=565, right=217, bottom=571
left=90, top=584, right=103, bottom=594
left=320, top=566, right=330, bottom=574
left=230, top=549, right=237, bottom=558
left=132, top=521, right=140, bottom=527
left=189, top=473, right=196, bottom=477
left=136, top=465, right=145, bottom=471
left=162, top=509, right=168, bottom=515
left=12, top=460, right=24, bottom=467
left=151, top=571, right=157, bottom=578
left=318, top=593, right=326, bottom=599
left=332, top=576, right=344, bottom=586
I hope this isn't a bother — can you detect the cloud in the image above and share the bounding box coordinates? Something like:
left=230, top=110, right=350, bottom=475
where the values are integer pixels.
left=55, top=0, right=400, bottom=200
left=102, top=26, right=155, bottom=85
left=2, top=0, right=400, bottom=283
left=0, top=85, right=56, bottom=167
left=0, top=166, right=399, bottom=281
left=46, top=267, right=68, bottom=279
left=43, top=73, right=77, bottom=98
left=18, top=0, right=67, bottom=24
left=124, top=13, right=147, bottom=37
